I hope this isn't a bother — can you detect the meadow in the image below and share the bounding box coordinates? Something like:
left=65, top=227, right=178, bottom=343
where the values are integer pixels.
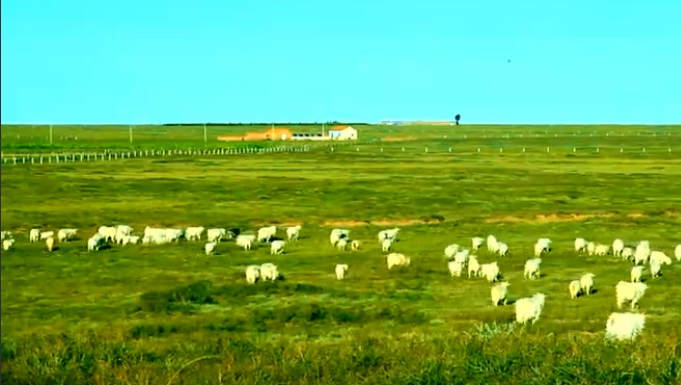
left=1, top=124, right=681, bottom=385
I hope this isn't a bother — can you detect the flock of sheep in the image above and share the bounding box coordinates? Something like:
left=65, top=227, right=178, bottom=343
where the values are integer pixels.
left=2, top=225, right=680, bottom=341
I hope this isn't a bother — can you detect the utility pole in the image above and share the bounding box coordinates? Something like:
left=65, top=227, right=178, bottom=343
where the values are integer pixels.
left=129, top=125, right=133, bottom=143
left=49, top=124, right=53, bottom=144
left=322, top=122, right=325, bottom=136
left=203, top=123, right=207, bottom=145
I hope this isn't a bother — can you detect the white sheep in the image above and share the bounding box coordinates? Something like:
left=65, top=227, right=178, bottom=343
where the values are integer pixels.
left=497, top=242, right=509, bottom=256
left=615, top=281, right=648, bottom=310
left=0, top=231, right=11, bottom=241
left=164, top=228, right=184, bottom=243
left=386, top=253, right=410, bottom=270
left=57, top=228, right=78, bottom=242
left=472, top=236, right=485, bottom=250
left=606, top=312, right=645, bottom=341
left=87, top=234, right=106, bottom=251
left=336, top=238, right=349, bottom=251
left=594, top=244, right=610, bottom=256
left=486, top=235, right=499, bottom=253
left=524, top=258, right=542, bottom=280
left=185, top=226, right=205, bottom=241
left=447, top=260, right=465, bottom=277
left=587, top=241, right=596, bottom=256
left=491, top=282, right=510, bottom=306
left=675, top=244, right=681, bottom=262
left=634, top=242, right=651, bottom=265
left=467, top=255, right=481, bottom=278
left=330, top=229, right=350, bottom=246
left=534, top=238, right=552, bottom=257
left=580, top=273, right=595, bottom=295
left=480, top=262, right=500, bottom=283
left=257, top=225, right=277, bottom=243
left=649, top=250, right=672, bottom=266
left=335, top=264, right=349, bottom=280
left=444, top=244, right=460, bottom=259
left=649, top=260, right=661, bottom=279
left=612, top=239, right=624, bottom=257
left=574, top=238, right=587, bottom=253
left=286, top=225, right=302, bottom=241
left=3, top=238, right=15, bottom=251
left=260, top=263, right=279, bottom=281
left=97, top=226, right=116, bottom=242
left=114, top=225, right=133, bottom=243
left=378, top=228, right=400, bottom=242
left=29, top=228, right=40, bottom=242
left=453, top=249, right=470, bottom=265
left=40, top=231, right=55, bottom=241
left=630, top=266, right=644, bottom=282
left=121, top=235, right=140, bottom=245
left=351, top=240, right=361, bottom=251
left=381, top=238, right=392, bottom=252
left=270, top=240, right=285, bottom=254
left=622, top=247, right=634, bottom=261
left=46, top=236, right=55, bottom=252
left=245, top=265, right=260, bottom=284
left=515, top=293, right=547, bottom=324
left=206, top=228, right=226, bottom=242
left=236, top=234, right=255, bottom=250
left=568, top=280, right=581, bottom=299
left=204, top=241, right=217, bottom=255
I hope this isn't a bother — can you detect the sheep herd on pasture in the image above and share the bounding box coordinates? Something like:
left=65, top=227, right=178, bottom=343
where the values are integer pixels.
left=2, top=225, right=680, bottom=341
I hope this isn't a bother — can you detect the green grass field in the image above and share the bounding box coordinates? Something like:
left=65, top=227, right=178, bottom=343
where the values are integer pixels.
left=2, top=124, right=681, bottom=384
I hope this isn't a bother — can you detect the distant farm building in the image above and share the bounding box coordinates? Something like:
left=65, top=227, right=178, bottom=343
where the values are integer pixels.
left=328, top=125, right=358, bottom=141
left=218, top=127, right=293, bottom=142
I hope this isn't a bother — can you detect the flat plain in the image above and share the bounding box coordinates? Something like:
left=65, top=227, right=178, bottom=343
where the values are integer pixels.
left=1, top=124, right=681, bottom=385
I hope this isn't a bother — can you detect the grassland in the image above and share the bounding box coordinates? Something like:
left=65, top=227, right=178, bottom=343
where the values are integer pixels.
left=1, top=124, right=681, bottom=384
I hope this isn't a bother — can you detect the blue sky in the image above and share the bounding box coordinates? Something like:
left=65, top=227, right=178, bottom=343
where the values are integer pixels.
left=2, top=0, right=680, bottom=124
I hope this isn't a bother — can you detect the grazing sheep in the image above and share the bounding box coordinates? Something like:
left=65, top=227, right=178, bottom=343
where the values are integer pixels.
left=120, top=235, right=140, bottom=245
left=524, top=258, right=542, bottom=280
left=330, top=229, right=350, bottom=246
left=40, top=231, right=55, bottom=241
left=649, top=260, right=661, bottom=279
left=245, top=265, right=260, bottom=284
left=606, top=312, right=646, bottom=341
left=335, top=264, right=349, bottom=280
left=0, top=231, right=11, bottom=241
left=114, top=225, right=134, bottom=243
left=534, top=238, right=552, bottom=257
left=46, top=236, right=55, bottom=252
left=675, top=244, right=681, bottom=262
left=491, top=282, right=510, bottom=306
left=497, top=242, right=509, bottom=256
left=480, top=262, right=500, bottom=283
left=57, top=228, right=78, bottom=242
left=612, top=239, right=625, bottom=257
left=447, top=260, right=465, bottom=277
left=381, top=238, right=392, bottom=252
left=257, top=226, right=277, bottom=243
left=97, top=226, right=116, bottom=242
left=3, top=238, right=15, bottom=251
left=515, top=293, right=547, bottom=324
left=467, top=255, right=481, bottom=278
left=453, top=249, right=470, bottom=265
left=615, top=281, right=648, bottom=310
left=236, top=234, right=255, bottom=250
left=580, top=273, right=595, bottom=295
left=351, top=240, right=361, bottom=251
left=164, top=228, right=184, bottom=243
left=622, top=247, right=634, bottom=261
left=185, top=226, right=205, bottom=241
left=444, top=244, right=460, bottom=259
left=486, top=235, right=499, bottom=253
left=569, top=280, right=581, bottom=299
left=87, top=234, right=106, bottom=251
left=378, top=228, right=400, bottom=242
left=206, top=228, right=227, bottom=243
left=204, top=241, right=217, bottom=255
left=270, top=240, right=285, bottom=254
left=472, top=236, right=485, bottom=251
left=29, top=228, right=40, bottom=242
left=649, top=251, right=672, bottom=266
left=387, top=253, right=410, bottom=270
left=575, top=238, right=587, bottom=253
left=587, top=242, right=596, bottom=256
left=286, top=225, right=302, bottom=241
left=260, top=263, right=279, bottom=281
left=634, top=242, right=651, bottom=265
left=336, top=238, right=349, bottom=251
left=630, top=266, right=645, bottom=283
left=594, top=244, right=610, bottom=256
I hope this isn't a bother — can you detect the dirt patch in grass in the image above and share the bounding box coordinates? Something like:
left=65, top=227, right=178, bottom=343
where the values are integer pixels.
left=322, top=218, right=443, bottom=227
left=627, top=213, right=645, bottom=218
left=485, top=213, right=617, bottom=224
left=380, top=136, right=418, bottom=142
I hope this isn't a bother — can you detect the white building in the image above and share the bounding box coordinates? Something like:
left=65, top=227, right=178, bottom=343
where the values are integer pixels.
left=328, top=125, right=358, bottom=141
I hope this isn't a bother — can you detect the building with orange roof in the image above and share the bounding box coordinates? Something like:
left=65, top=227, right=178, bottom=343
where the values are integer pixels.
left=328, top=125, right=358, bottom=141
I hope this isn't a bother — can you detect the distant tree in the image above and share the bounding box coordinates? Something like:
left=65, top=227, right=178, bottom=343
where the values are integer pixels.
left=455, top=114, right=461, bottom=126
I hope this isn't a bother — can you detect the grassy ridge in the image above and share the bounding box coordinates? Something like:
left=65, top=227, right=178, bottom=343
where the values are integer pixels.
left=1, top=125, right=681, bottom=384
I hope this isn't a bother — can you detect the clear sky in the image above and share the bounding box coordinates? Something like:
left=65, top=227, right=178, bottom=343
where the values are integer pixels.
left=1, top=0, right=680, bottom=125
